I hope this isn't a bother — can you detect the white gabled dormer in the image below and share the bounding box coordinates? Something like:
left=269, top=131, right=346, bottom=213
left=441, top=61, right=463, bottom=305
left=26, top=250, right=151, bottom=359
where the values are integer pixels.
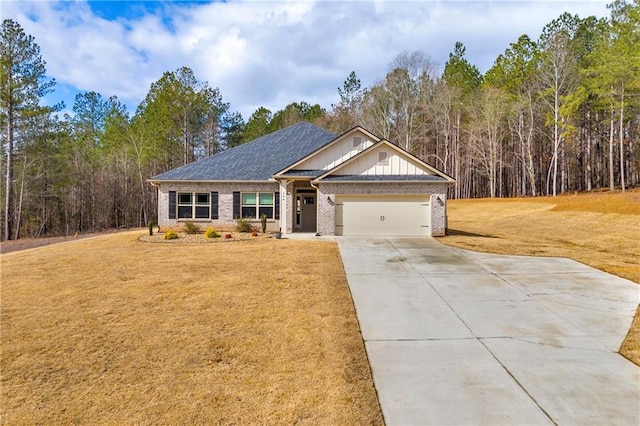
left=313, top=140, right=455, bottom=182
left=273, top=126, right=380, bottom=178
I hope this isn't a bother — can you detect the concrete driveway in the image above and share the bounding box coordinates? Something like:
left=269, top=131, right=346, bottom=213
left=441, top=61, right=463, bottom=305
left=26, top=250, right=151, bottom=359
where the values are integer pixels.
left=337, top=237, right=640, bottom=426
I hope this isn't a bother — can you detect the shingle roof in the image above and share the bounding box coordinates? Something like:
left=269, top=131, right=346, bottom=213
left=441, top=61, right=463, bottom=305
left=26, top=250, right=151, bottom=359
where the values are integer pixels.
left=150, top=122, right=337, bottom=181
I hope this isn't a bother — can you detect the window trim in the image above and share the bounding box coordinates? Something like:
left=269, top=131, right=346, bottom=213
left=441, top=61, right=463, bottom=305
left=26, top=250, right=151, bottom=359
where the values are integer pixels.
left=240, top=191, right=275, bottom=219
left=176, top=191, right=211, bottom=219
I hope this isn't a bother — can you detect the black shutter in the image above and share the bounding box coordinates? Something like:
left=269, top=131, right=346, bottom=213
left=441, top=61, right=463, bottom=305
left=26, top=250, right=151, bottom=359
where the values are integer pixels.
left=233, top=192, right=240, bottom=219
left=168, top=191, right=176, bottom=219
left=211, top=192, right=218, bottom=219
left=274, top=191, right=280, bottom=220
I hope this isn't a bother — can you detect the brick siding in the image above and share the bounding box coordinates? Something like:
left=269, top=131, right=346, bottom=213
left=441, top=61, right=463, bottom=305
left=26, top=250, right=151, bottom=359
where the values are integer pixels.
left=157, top=181, right=450, bottom=236
left=156, top=182, right=280, bottom=231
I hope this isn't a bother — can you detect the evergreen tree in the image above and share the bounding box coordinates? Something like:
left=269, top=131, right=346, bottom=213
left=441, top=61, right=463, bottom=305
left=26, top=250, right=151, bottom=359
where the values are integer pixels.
left=135, top=67, right=234, bottom=167
left=443, top=42, right=483, bottom=97
left=1, top=19, right=56, bottom=240
left=243, top=107, right=273, bottom=143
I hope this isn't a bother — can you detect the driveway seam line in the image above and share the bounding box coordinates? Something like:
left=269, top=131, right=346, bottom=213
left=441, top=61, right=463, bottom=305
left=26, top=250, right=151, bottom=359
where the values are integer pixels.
left=388, top=238, right=558, bottom=426
left=341, top=237, right=639, bottom=425
left=477, top=338, right=558, bottom=425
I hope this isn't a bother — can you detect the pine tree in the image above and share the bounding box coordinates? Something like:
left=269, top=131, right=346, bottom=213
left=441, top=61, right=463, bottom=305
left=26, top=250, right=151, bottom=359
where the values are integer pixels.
left=1, top=19, right=55, bottom=240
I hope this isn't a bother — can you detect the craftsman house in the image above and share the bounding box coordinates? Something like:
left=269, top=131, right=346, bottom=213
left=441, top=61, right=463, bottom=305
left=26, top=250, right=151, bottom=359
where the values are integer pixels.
left=149, top=122, right=455, bottom=236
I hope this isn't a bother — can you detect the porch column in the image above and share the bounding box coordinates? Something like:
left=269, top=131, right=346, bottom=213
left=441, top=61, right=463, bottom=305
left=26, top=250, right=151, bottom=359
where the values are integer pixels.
left=278, top=179, right=289, bottom=235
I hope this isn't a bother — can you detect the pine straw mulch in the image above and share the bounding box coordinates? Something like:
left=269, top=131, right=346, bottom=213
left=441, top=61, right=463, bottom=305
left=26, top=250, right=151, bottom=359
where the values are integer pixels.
left=138, top=232, right=272, bottom=243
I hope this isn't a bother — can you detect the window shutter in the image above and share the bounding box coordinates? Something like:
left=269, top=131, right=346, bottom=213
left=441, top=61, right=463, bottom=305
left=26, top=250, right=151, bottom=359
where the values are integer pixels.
left=211, top=192, right=218, bottom=219
left=168, top=191, right=176, bottom=219
left=274, top=192, right=280, bottom=220
left=233, top=192, right=240, bottom=219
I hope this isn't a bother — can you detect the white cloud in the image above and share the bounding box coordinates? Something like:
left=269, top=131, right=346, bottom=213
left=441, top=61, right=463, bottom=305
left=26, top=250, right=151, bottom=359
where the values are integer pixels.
left=3, top=0, right=609, bottom=119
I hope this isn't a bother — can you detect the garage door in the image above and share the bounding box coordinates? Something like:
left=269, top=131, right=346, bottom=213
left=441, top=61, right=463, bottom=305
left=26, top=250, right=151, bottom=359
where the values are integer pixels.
left=335, top=195, right=430, bottom=236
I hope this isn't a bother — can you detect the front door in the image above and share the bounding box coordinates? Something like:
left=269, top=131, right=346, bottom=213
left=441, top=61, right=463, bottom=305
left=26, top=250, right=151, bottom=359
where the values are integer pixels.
left=295, top=190, right=317, bottom=232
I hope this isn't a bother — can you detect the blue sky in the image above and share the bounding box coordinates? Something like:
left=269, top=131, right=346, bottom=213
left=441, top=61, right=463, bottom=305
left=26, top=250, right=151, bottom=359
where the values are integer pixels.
left=4, top=1, right=610, bottom=119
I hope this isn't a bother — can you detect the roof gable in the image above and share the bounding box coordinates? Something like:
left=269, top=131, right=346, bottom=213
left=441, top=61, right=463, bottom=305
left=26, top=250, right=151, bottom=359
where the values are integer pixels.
left=274, top=126, right=381, bottom=177
left=149, top=122, right=337, bottom=182
left=314, top=140, right=455, bottom=183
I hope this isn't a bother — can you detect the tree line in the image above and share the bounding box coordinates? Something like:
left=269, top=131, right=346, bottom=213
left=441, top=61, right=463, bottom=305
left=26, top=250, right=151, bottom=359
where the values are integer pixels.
left=1, top=0, right=638, bottom=240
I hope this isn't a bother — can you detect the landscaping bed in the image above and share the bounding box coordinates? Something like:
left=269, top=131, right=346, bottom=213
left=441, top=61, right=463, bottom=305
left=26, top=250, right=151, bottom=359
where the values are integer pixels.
left=139, top=232, right=274, bottom=243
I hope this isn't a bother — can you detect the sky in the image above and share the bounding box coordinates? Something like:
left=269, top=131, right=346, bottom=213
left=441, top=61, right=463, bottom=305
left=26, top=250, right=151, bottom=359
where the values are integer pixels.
left=3, top=0, right=610, bottom=119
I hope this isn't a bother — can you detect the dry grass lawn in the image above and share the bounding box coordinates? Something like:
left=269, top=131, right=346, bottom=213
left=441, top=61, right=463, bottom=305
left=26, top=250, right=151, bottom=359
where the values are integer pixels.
left=439, top=188, right=640, bottom=364
left=1, top=233, right=383, bottom=424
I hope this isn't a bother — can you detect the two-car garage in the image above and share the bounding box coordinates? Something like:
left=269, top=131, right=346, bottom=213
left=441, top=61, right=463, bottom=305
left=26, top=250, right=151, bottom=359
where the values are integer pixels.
left=335, top=195, right=431, bottom=236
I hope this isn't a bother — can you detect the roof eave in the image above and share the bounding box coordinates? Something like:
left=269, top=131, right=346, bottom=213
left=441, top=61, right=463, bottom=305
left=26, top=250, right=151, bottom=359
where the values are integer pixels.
left=312, top=178, right=455, bottom=185
left=147, top=179, right=275, bottom=184
left=273, top=176, right=316, bottom=181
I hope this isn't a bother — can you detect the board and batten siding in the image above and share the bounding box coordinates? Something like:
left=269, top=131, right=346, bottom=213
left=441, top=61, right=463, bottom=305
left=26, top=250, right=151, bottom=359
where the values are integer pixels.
left=335, top=145, right=431, bottom=176
left=292, top=131, right=375, bottom=171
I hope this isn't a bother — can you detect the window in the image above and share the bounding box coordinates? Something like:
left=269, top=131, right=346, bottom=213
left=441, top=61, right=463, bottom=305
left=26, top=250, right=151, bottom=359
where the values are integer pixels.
left=177, top=192, right=210, bottom=219
left=194, top=193, right=210, bottom=218
left=378, top=151, right=389, bottom=165
left=241, top=192, right=274, bottom=219
left=353, top=136, right=362, bottom=149
left=178, top=193, right=193, bottom=218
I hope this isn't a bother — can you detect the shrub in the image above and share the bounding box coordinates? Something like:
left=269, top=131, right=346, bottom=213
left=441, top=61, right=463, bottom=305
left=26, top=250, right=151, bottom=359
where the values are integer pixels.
left=260, top=213, right=268, bottom=234
left=162, top=230, right=178, bottom=240
left=183, top=220, right=200, bottom=234
left=204, top=227, right=221, bottom=238
left=148, top=220, right=154, bottom=236
left=235, top=218, right=254, bottom=233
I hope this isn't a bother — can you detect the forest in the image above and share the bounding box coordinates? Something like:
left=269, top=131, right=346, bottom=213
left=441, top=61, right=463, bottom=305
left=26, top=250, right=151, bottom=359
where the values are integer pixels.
left=1, top=0, right=639, bottom=240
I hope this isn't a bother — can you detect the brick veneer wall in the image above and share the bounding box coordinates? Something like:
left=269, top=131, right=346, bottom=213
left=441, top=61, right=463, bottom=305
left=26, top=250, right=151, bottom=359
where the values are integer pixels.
left=317, top=182, right=450, bottom=236
left=156, top=182, right=280, bottom=231
left=156, top=180, right=451, bottom=236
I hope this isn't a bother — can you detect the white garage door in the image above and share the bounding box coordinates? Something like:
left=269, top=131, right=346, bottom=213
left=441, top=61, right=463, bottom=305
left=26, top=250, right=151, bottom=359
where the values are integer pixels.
left=335, top=195, right=431, bottom=236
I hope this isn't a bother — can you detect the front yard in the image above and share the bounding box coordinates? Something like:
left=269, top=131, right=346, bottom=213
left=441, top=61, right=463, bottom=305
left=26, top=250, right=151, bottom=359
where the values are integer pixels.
left=0, top=232, right=383, bottom=424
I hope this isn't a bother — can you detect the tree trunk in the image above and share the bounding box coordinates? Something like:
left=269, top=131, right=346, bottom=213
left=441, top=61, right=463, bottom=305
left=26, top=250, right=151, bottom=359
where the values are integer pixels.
left=619, top=90, right=625, bottom=192
left=609, top=105, right=615, bottom=191
left=552, top=124, right=559, bottom=197
left=4, top=105, right=14, bottom=241
left=560, top=136, right=567, bottom=194
left=14, top=157, right=27, bottom=240
left=454, top=111, right=461, bottom=199
left=586, top=110, right=592, bottom=191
